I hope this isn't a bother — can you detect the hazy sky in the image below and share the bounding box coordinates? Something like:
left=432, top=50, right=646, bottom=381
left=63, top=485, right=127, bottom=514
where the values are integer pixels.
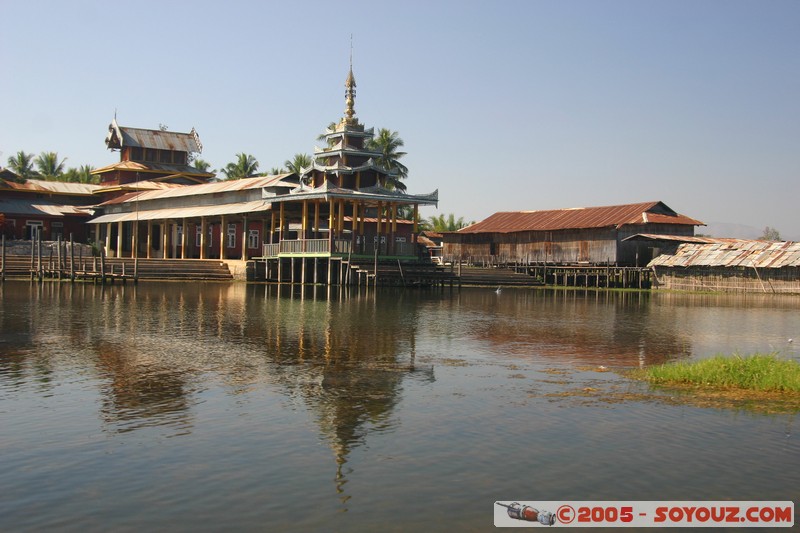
left=2, top=1, right=798, bottom=239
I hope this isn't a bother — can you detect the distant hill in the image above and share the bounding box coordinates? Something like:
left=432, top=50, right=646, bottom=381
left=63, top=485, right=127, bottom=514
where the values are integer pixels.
left=702, top=222, right=799, bottom=242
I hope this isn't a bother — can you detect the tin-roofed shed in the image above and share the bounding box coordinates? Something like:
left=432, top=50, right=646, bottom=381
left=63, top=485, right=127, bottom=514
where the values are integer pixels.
left=649, top=240, right=800, bottom=293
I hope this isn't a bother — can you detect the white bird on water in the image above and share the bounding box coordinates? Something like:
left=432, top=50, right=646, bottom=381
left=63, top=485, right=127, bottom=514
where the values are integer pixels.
left=495, top=286, right=502, bottom=294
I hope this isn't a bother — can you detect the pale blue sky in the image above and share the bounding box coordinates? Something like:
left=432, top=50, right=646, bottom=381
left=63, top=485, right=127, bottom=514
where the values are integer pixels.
left=2, top=0, right=798, bottom=238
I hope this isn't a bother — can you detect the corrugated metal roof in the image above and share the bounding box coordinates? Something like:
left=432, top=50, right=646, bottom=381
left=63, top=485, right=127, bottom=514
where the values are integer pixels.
left=0, top=198, right=94, bottom=217
left=99, top=175, right=295, bottom=206
left=623, top=233, right=729, bottom=244
left=88, top=200, right=272, bottom=224
left=457, top=201, right=703, bottom=234
left=649, top=241, right=800, bottom=269
left=106, top=119, right=201, bottom=153
left=90, top=160, right=212, bottom=177
left=1, top=178, right=101, bottom=196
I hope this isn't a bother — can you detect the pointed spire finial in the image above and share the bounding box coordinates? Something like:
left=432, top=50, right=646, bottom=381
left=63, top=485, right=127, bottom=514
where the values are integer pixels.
left=344, top=35, right=357, bottom=125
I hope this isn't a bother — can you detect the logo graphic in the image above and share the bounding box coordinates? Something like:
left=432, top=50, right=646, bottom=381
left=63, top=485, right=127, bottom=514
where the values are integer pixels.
left=496, top=501, right=556, bottom=526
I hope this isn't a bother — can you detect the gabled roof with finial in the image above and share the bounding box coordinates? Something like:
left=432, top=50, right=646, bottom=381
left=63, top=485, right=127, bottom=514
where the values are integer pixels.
left=105, top=118, right=203, bottom=154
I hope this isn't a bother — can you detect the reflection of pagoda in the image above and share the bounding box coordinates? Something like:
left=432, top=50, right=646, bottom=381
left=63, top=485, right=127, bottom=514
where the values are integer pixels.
left=262, top=289, right=435, bottom=507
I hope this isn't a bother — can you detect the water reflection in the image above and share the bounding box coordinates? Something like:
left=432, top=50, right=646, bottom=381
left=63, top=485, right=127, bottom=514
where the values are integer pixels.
left=0, top=281, right=436, bottom=507
left=0, top=282, right=800, bottom=529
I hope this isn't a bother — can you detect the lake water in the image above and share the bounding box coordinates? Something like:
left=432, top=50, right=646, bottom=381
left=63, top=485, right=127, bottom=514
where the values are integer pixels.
left=1, top=281, right=799, bottom=531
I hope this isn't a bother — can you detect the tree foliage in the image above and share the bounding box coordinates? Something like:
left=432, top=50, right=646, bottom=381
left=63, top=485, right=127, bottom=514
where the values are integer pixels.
left=284, top=153, right=311, bottom=175
left=34, top=151, right=67, bottom=179
left=222, top=153, right=259, bottom=180
left=193, top=158, right=214, bottom=173
left=61, top=165, right=97, bottom=183
left=6, top=151, right=38, bottom=181
left=426, top=213, right=474, bottom=232
left=366, top=128, right=408, bottom=192
left=760, top=226, right=782, bottom=241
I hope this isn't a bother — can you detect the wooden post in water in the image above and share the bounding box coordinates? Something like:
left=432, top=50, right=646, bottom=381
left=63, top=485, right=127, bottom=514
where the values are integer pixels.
left=100, top=249, right=106, bottom=285
left=69, top=234, right=75, bottom=282
left=56, top=236, right=62, bottom=280
left=37, top=230, right=43, bottom=281
left=1, top=235, right=5, bottom=282
left=30, top=235, right=35, bottom=280
left=373, top=246, right=378, bottom=287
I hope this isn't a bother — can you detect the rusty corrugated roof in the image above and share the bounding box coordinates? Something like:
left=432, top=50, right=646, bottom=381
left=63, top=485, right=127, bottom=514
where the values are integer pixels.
left=649, top=241, right=800, bottom=269
left=90, top=160, right=212, bottom=177
left=0, top=198, right=94, bottom=217
left=623, top=234, right=730, bottom=244
left=99, top=175, right=295, bottom=206
left=1, top=178, right=101, bottom=196
left=458, top=201, right=703, bottom=234
left=105, top=119, right=201, bottom=153
left=88, top=200, right=272, bottom=224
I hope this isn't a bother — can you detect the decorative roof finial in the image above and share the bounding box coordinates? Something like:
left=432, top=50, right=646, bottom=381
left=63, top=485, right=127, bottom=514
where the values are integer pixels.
left=344, top=34, right=357, bottom=125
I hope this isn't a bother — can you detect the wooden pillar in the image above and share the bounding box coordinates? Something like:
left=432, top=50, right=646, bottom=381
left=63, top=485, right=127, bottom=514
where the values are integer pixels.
left=220, top=215, right=227, bottom=260
left=377, top=201, right=383, bottom=238
left=146, top=220, right=153, bottom=259
left=162, top=219, right=169, bottom=258
left=351, top=201, right=358, bottom=248
left=116, top=221, right=123, bottom=258
left=355, top=171, right=361, bottom=190
left=242, top=215, right=248, bottom=260
left=279, top=203, right=285, bottom=243
left=328, top=199, right=335, bottom=247
left=270, top=210, right=276, bottom=244
left=181, top=221, right=188, bottom=259
left=390, top=203, right=397, bottom=255
left=301, top=201, right=308, bottom=239
left=337, top=199, right=344, bottom=237
left=413, top=204, right=419, bottom=233
left=314, top=200, right=320, bottom=239
left=132, top=221, right=138, bottom=259
left=105, top=222, right=112, bottom=257
left=200, top=217, right=207, bottom=259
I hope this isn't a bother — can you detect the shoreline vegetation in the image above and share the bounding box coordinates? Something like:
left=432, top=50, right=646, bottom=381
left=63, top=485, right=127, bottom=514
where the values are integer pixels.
left=631, top=354, right=800, bottom=393
left=625, top=354, right=800, bottom=414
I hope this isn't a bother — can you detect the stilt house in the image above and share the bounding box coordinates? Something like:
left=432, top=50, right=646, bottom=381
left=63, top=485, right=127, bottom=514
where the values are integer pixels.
left=444, top=201, right=703, bottom=266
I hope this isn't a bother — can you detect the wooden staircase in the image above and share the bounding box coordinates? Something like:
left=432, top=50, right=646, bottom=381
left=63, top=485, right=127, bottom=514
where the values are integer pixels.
left=1, top=255, right=233, bottom=281
left=455, top=265, right=544, bottom=287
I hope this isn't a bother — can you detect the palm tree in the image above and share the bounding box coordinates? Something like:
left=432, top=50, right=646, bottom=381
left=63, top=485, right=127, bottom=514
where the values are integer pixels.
left=62, top=165, right=96, bottom=184
left=193, top=158, right=214, bottom=173
left=6, top=151, right=38, bottom=181
left=316, top=121, right=339, bottom=148
left=366, top=128, right=408, bottom=192
left=428, top=213, right=473, bottom=232
left=221, top=153, right=259, bottom=180
left=35, top=151, right=67, bottom=180
left=268, top=167, right=286, bottom=175
left=284, top=153, right=312, bottom=175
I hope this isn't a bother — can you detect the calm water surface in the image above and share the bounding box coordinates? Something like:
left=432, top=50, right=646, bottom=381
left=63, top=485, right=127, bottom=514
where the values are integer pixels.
left=1, top=281, right=799, bottom=532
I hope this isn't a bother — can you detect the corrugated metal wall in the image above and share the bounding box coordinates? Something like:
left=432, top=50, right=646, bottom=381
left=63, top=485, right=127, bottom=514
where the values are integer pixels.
left=653, top=266, right=800, bottom=294
left=443, top=224, right=694, bottom=265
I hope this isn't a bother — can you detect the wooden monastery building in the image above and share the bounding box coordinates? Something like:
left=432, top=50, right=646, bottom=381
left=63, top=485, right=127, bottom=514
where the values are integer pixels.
left=86, top=66, right=439, bottom=282
left=0, top=171, right=100, bottom=242
left=443, top=201, right=703, bottom=267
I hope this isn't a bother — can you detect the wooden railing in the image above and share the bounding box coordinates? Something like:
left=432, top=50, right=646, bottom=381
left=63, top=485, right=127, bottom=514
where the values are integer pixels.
left=261, top=238, right=413, bottom=258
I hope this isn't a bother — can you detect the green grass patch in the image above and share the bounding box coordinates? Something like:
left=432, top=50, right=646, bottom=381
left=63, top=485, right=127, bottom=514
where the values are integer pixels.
left=630, top=354, right=800, bottom=393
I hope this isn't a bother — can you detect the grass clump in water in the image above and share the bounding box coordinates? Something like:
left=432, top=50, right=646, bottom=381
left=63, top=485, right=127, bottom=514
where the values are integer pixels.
left=632, top=354, right=800, bottom=393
